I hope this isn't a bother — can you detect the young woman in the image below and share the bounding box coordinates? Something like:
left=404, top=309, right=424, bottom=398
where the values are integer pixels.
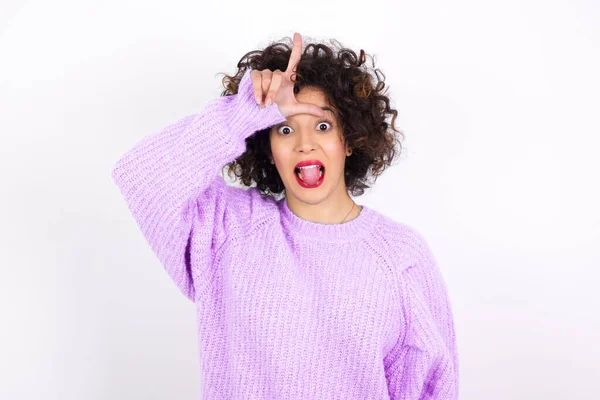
left=112, top=32, right=459, bottom=399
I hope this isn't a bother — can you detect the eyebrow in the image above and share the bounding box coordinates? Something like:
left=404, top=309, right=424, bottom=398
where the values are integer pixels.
left=273, top=107, right=336, bottom=128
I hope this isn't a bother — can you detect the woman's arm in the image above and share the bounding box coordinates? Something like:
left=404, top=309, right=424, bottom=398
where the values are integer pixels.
left=385, top=230, right=460, bottom=399
left=111, top=69, right=286, bottom=301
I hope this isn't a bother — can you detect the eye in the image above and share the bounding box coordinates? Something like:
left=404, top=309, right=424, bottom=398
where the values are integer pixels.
left=277, top=125, right=294, bottom=135
left=275, top=120, right=333, bottom=135
left=317, top=121, right=332, bottom=131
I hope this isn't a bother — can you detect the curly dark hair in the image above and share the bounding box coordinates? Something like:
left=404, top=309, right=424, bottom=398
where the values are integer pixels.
left=217, top=35, right=404, bottom=199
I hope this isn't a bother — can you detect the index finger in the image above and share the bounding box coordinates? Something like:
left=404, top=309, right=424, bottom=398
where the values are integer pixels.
left=285, top=32, right=302, bottom=78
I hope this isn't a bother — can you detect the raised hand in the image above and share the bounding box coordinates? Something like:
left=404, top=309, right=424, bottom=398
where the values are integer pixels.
left=250, top=32, right=325, bottom=118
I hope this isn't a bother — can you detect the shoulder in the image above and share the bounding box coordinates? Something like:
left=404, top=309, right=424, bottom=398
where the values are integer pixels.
left=367, top=211, right=437, bottom=273
left=373, top=212, right=454, bottom=328
left=195, top=177, right=280, bottom=242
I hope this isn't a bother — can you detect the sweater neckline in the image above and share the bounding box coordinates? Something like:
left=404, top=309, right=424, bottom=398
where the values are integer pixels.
left=278, top=197, right=380, bottom=242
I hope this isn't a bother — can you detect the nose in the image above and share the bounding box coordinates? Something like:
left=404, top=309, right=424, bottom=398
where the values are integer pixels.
left=294, top=129, right=317, bottom=154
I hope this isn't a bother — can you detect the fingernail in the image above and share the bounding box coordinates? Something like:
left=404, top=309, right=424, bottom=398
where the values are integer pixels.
left=255, top=97, right=261, bottom=105
left=265, top=97, right=272, bottom=107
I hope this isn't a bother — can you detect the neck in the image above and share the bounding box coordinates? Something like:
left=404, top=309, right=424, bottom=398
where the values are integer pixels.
left=285, top=191, right=360, bottom=225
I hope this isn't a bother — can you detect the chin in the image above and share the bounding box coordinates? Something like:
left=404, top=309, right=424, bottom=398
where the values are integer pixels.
left=285, top=179, right=340, bottom=206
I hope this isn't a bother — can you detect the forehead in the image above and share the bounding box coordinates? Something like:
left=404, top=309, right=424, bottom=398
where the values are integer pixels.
left=295, top=86, right=338, bottom=117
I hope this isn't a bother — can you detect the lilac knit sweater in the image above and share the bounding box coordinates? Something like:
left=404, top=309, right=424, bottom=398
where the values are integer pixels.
left=111, top=68, right=459, bottom=399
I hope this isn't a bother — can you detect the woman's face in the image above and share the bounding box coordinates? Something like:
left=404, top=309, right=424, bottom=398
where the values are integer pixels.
left=269, top=86, right=351, bottom=205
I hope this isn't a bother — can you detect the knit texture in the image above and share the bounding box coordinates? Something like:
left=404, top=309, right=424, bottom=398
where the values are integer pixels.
left=111, top=68, right=459, bottom=399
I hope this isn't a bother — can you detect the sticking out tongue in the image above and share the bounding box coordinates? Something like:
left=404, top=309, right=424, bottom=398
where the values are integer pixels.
left=298, top=167, right=321, bottom=185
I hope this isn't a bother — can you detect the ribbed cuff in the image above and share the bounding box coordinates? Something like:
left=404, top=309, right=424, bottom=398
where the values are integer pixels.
left=219, top=68, right=287, bottom=143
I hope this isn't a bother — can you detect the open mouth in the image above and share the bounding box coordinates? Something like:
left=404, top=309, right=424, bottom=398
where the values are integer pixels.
left=294, top=165, right=325, bottom=188
left=294, top=165, right=324, bottom=179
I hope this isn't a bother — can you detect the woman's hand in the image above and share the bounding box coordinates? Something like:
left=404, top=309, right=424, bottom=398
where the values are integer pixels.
left=250, top=32, right=325, bottom=119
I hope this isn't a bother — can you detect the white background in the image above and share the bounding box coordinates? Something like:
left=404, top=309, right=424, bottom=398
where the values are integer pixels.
left=1, top=0, right=598, bottom=399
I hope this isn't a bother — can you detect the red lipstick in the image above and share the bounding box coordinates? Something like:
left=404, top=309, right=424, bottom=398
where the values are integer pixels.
left=294, top=159, right=325, bottom=188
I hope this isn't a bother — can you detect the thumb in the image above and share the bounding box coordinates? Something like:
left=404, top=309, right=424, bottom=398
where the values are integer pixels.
left=291, top=101, right=326, bottom=118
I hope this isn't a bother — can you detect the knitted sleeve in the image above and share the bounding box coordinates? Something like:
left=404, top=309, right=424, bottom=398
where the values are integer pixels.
left=111, top=69, right=287, bottom=301
left=385, top=229, right=460, bottom=399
